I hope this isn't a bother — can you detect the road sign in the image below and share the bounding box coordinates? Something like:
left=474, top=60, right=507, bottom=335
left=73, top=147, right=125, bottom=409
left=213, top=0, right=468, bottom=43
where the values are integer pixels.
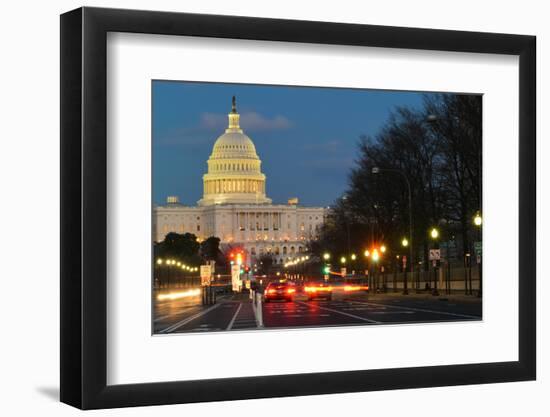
left=200, top=265, right=212, bottom=286
left=231, top=264, right=242, bottom=292
left=474, top=241, right=482, bottom=256
left=429, top=249, right=441, bottom=261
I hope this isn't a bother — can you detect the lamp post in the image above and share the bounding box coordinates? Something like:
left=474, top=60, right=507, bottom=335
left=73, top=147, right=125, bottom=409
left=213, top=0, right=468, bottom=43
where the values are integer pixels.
left=401, top=237, right=409, bottom=294
left=342, top=195, right=352, bottom=255
left=372, top=167, right=413, bottom=295
left=372, top=249, right=380, bottom=293
left=430, top=228, right=440, bottom=296
left=474, top=212, right=482, bottom=297
left=364, top=250, right=371, bottom=290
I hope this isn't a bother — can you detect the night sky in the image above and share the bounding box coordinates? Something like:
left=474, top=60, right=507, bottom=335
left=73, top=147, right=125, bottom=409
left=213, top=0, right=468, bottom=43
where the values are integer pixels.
left=152, top=81, right=425, bottom=207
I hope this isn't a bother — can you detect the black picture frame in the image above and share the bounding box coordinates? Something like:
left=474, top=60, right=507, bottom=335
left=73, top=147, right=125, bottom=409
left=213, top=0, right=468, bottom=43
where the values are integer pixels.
left=60, top=6, right=536, bottom=410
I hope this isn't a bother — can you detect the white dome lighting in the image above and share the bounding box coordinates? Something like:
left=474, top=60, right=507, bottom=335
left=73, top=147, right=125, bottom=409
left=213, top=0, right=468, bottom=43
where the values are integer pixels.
left=198, top=96, right=272, bottom=206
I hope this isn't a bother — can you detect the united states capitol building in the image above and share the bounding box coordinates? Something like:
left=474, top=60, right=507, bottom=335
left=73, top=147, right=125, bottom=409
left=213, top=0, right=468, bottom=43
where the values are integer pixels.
left=153, top=97, right=327, bottom=266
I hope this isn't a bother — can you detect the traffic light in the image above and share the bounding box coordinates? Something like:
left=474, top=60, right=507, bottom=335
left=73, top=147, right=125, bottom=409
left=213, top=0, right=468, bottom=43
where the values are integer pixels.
left=323, top=265, right=331, bottom=274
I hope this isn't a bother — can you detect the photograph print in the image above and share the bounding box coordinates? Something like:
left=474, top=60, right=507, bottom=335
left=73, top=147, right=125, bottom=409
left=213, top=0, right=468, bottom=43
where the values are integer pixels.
left=152, top=81, right=483, bottom=335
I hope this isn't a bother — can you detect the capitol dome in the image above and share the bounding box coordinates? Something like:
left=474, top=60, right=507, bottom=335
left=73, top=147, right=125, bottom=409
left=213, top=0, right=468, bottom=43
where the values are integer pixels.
left=198, top=97, right=272, bottom=206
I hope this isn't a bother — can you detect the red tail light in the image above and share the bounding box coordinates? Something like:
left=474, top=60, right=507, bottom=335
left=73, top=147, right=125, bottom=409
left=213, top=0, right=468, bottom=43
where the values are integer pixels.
left=287, top=288, right=296, bottom=294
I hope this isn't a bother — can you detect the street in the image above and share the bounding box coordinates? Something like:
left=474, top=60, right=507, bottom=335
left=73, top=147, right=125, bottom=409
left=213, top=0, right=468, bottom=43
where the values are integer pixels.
left=154, top=290, right=482, bottom=334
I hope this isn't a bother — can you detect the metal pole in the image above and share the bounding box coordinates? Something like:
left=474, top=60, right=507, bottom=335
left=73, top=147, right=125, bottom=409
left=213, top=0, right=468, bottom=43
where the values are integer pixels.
left=405, top=176, right=413, bottom=295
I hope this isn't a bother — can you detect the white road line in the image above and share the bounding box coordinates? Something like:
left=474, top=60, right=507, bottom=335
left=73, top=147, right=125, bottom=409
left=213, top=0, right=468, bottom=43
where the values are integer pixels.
left=154, top=309, right=198, bottom=323
left=296, top=302, right=381, bottom=324
left=160, top=303, right=221, bottom=333
left=226, top=303, right=243, bottom=331
left=351, top=301, right=481, bottom=320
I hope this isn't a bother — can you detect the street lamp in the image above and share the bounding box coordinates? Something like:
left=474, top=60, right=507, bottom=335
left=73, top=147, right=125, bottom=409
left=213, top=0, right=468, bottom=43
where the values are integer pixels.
left=429, top=227, right=440, bottom=296
left=372, top=166, right=413, bottom=296
left=323, top=253, right=331, bottom=261
left=342, top=194, right=352, bottom=254
left=340, top=256, right=347, bottom=264
left=351, top=253, right=357, bottom=261
left=474, top=212, right=482, bottom=227
left=401, top=237, right=409, bottom=294
left=380, top=245, right=386, bottom=254
left=474, top=211, right=482, bottom=297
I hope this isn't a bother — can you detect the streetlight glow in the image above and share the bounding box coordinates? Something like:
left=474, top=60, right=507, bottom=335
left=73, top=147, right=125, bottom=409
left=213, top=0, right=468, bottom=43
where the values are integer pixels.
left=372, top=249, right=380, bottom=262
left=156, top=259, right=163, bottom=265
left=401, top=238, right=408, bottom=247
left=323, top=253, right=330, bottom=261
left=340, top=256, right=346, bottom=264
left=380, top=245, right=387, bottom=253
left=430, top=228, right=439, bottom=239
left=351, top=254, right=357, bottom=261
left=474, top=212, right=482, bottom=226
left=364, top=250, right=370, bottom=257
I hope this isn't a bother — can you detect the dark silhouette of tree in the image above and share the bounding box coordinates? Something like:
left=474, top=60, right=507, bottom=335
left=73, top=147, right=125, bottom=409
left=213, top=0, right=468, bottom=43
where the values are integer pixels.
left=315, top=93, right=482, bottom=267
left=200, top=236, right=222, bottom=261
left=154, top=232, right=201, bottom=265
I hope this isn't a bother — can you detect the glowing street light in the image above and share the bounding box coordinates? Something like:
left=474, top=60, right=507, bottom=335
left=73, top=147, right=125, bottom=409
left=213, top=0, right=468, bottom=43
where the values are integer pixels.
left=380, top=245, right=387, bottom=254
left=351, top=254, right=357, bottom=261
left=323, top=253, right=331, bottom=261
left=474, top=212, right=482, bottom=227
left=430, top=228, right=439, bottom=239
left=473, top=211, right=482, bottom=298
left=364, top=250, right=370, bottom=258
left=401, top=238, right=409, bottom=247
left=340, top=256, right=347, bottom=264
left=372, top=249, right=380, bottom=262
left=156, top=258, right=163, bottom=265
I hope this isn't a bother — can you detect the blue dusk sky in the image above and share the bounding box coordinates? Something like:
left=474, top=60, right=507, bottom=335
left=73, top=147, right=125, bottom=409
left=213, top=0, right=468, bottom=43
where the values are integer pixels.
left=153, top=81, right=425, bottom=207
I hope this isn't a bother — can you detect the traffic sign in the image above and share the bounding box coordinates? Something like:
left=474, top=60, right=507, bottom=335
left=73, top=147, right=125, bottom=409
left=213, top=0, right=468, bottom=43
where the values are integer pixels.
left=200, top=265, right=212, bottom=286
left=429, top=249, right=441, bottom=261
left=474, top=241, right=482, bottom=256
left=231, top=264, right=242, bottom=292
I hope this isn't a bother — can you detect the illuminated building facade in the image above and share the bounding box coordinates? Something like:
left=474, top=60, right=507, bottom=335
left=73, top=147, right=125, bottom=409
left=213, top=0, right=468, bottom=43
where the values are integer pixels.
left=154, top=97, right=326, bottom=266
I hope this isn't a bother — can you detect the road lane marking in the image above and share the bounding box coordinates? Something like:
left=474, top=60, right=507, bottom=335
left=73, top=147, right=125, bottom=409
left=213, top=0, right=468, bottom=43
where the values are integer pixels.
left=296, top=302, right=381, bottom=324
left=226, top=303, right=243, bottom=331
left=153, top=306, right=205, bottom=323
left=351, top=301, right=481, bottom=320
left=159, top=303, right=222, bottom=333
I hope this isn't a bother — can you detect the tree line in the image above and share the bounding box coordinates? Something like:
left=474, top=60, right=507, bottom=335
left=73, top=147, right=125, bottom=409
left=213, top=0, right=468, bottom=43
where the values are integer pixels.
left=314, top=93, right=482, bottom=267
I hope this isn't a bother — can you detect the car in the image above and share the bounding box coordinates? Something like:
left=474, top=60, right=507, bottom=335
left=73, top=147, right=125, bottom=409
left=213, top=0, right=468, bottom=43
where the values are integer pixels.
left=304, top=281, right=333, bottom=301
left=263, top=281, right=296, bottom=302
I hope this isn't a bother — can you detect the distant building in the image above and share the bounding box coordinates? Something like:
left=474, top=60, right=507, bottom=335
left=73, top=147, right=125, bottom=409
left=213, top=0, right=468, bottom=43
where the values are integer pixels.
left=153, top=97, right=327, bottom=266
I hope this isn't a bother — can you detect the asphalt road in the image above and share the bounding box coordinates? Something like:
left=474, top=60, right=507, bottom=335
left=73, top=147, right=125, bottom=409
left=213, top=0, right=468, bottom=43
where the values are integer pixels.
left=154, top=291, right=482, bottom=334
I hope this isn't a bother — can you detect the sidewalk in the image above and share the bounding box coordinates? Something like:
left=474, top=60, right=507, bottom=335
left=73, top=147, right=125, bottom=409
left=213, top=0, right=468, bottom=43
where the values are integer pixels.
left=360, top=290, right=482, bottom=303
